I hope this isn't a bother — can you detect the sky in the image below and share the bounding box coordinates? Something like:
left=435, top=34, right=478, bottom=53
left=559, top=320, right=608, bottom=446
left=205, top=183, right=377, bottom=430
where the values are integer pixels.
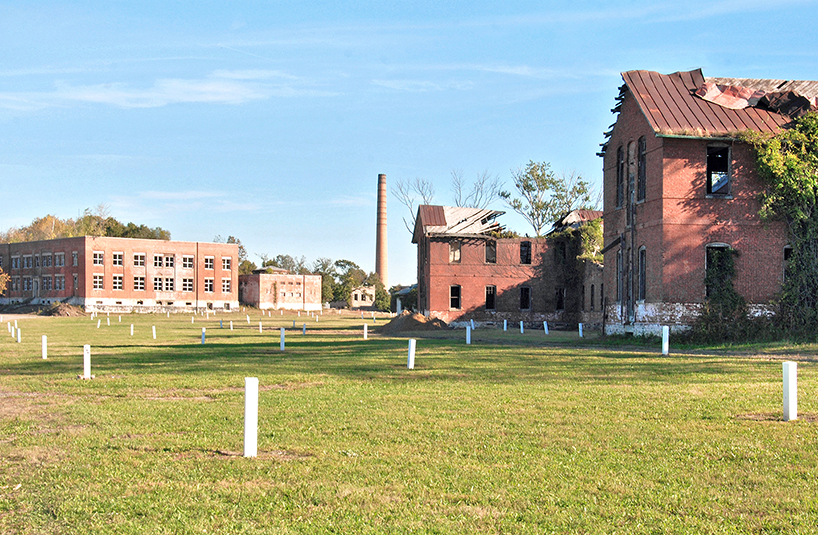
left=2, top=1, right=818, bottom=287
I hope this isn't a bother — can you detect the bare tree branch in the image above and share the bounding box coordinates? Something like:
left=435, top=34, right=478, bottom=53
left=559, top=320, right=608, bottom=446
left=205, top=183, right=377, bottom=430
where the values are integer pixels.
left=392, top=177, right=435, bottom=233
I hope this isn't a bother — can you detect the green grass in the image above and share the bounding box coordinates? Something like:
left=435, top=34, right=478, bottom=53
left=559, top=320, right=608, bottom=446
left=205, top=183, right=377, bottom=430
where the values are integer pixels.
left=1, top=311, right=817, bottom=534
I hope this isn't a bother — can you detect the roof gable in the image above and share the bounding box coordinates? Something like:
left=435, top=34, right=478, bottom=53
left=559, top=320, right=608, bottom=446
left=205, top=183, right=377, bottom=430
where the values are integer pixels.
left=412, top=205, right=504, bottom=243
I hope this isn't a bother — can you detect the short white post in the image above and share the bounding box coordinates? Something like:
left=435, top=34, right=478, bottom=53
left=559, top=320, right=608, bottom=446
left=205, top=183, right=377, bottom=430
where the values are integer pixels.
left=361, top=311, right=364, bottom=320
left=543, top=321, right=549, bottom=335
left=42, top=335, right=47, bottom=359
left=504, top=319, right=507, bottom=331
left=783, top=361, right=798, bottom=421
left=14, top=319, right=18, bottom=329
left=363, top=324, right=368, bottom=340
left=118, top=316, right=121, bottom=323
left=206, top=311, right=210, bottom=320
left=244, top=377, right=259, bottom=458
left=220, top=319, right=223, bottom=329
left=315, top=315, right=318, bottom=322
left=83, top=345, right=91, bottom=379
left=130, top=324, right=134, bottom=336
left=662, top=326, right=670, bottom=356
left=470, top=319, right=475, bottom=330
left=280, top=328, right=285, bottom=351
left=16, top=328, right=21, bottom=343
left=107, top=317, right=110, bottom=326
left=259, top=321, right=263, bottom=333
left=201, top=328, right=206, bottom=344
left=97, top=319, right=101, bottom=329
left=578, top=323, right=584, bottom=338
left=230, top=321, right=234, bottom=331
left=298, top=311, right=301, bottom=317
left=520, top=321, right=524, bottom=334
left=373, top=316, right=377, bottom=323
left=407, top=339, right=416, bottom=369
left=466, top=326, right=471, bottom=345
left=152, top=326, right=156, bottom=340
left=167, top=311, right=170, bottom=318
left=280, top=309, right=283, bottom=315
left=302, top=324, right=306, bottom=335
left=246, top=315, right=250, bottom=324
left=292, top=320, right=296, bottom=328
left=107, top=312, right=109, bottom=317
left=192, top=316, right=195, bottom=324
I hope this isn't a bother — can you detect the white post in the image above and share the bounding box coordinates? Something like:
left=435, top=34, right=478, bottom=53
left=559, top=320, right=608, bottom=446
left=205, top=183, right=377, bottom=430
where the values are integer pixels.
left=192, top=316, right=195, bottom=324
left=130, top=324, right=134, bottom=336
left=118, top=316, right=121, bottom=323
left=244, top=377, right=259, bottom=458
left=280, top=328, right=285, bottom=351
left=520, top=321, right=524, bottom=334
left=206, top=311, right=210, bottom=320
left=373, top=316, right=377, bottom=323
left=220, top=319, right=223, bottom=329
left=302, top=324, right=306, bottom=335
left=230, top=321, right=234, bottom=331
left=292, top=320, right=296, bottom=328
left=662, top=326, right=670, bottom=356
left=466, top=326, right=471, bottom=345
left=280, top=309, right=283, bottom=315
left=578, top=323, right=584, bottom=338
left=504, top=319, right=507, bottom=331
left=246, top=315, right=250, bottom=324
left=42, top=335, right=47, bottom=359
left=97, top=319, right=101, bottom=329
left=259, top=321, right=263, bottom=333
left=783, top=361, right=798, bottom=421
left=14, top=319, right=18, bottom=329
left=167, top=311, right=170, bottom=318
left=543, top=321, right=549, bottom=335
left=470, top=319, right=475, bottom=330
left=107, top=317, right=110, bottom=326
left=83, top=345, right=91, bottom=379
left=363, top=324, right=368, bottom=340
left=201, top=328, right=206, bottom=345
left=16, top=328, right=21, bottom=343
left=152, top=326, right=156, bottom=340
left=315, top=315, right=318, bottom=322
left=298, top=311, right=301, bottom=317
left=407, top=339, right=416, bottom=369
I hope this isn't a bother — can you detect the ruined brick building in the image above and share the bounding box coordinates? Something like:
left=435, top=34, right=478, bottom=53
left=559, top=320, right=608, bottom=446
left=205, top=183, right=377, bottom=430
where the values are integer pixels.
left=238, top=268, right=322, bottom=312
left=413, top=204, right=602, bottom=326
left=600, top=69, right=818, bottom=334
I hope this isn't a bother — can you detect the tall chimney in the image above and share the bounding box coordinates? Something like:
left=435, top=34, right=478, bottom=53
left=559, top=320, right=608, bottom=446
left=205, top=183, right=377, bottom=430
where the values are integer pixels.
left=375, top=173, right=388, bottom=288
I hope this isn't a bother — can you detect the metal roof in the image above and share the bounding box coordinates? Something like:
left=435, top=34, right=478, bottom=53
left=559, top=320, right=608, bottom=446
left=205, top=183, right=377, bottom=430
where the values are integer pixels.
left=412, top=204, right=504, bottom=243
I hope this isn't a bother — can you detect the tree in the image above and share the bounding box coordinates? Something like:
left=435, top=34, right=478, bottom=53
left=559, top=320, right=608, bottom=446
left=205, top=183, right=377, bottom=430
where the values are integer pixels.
left=451, top=169, right=502, bottom=209
left=312, top=257, right=337, bottom=303
left=365, top=272, right=391, bottom=312
left=258, top=254, right=309, bottom=274
left=334, top=259, right=366, bottom=304
left=1, top=207, right=170, bottom=242
left=500, top=161, right=594, bottom=237
left=392, top=177, right=435, bottom=233
left=0, top=267, right=8, bottom=296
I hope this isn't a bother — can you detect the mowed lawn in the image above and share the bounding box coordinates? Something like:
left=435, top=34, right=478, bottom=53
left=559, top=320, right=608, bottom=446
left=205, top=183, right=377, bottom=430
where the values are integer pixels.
left=1, top=311, right=817, bottom=534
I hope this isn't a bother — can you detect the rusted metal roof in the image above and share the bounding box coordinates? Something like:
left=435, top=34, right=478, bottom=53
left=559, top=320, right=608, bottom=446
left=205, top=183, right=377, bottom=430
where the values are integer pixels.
left=622, top=69, right=793, bottom=137
left=412, top=204, right=504, bottom=243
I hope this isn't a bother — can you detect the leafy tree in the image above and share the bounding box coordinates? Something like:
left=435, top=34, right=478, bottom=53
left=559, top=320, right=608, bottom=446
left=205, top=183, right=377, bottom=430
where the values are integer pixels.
left=500, top=161, right=594, bottom=236
left=312, top=257, right=337, bottom=303
left=259, top=254, right=310, bottom=274
left=334, top=259, right=366, bottom=304
left=0, top=267, right=8, bottom=296
left=0, top=206, right=170, bottom=242
left=238, top=260, right=257, bottom=275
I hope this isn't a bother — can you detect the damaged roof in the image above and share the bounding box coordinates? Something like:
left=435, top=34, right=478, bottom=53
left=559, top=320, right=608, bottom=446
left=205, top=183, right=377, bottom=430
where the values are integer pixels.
left=412, top=205, right=504, bottom=243
left=600, top=69, right=818, bottom=154
left=550, top=209, right=603, bottom=232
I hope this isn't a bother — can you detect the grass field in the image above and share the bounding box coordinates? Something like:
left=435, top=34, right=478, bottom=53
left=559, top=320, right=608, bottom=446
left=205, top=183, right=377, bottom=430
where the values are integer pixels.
left=1, top=310, right=817, bottom=534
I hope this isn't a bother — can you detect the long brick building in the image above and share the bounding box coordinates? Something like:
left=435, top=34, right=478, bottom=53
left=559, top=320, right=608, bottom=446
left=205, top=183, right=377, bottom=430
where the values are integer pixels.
left=600, top=69, right=818, bottom=334
left=0, top=236, right=239, bottom=312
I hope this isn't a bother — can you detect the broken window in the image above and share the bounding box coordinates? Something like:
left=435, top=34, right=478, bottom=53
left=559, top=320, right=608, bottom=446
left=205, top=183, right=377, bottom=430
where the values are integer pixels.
left=638, top=247, right=646, bottom=301
left=707, top=145, right=730, bottom=196
left=449, top=241, right=461, bottom=264
left=485, top=241, right=496, bottom=264
left=555, top=288, right=564, bottom=311
left=590, top=284, right=595, bottom=311
left=616, top=146, right=625, bottom=208
left=485, top=285, right=496, bottom=310
left=450, top=285, right=461, bottom=309
left=520, top=286, right=531, bottom=310
left=784, top=246, right=793, bottom=281
left=637, top=136, right=647, bottom=201
left=520, top=241, right=532, bottom=264
left=705, top=244, right=732, bottom=298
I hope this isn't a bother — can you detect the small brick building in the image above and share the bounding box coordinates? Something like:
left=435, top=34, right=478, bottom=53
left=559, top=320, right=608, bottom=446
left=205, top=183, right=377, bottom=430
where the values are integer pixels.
left=600, top=69, right=818, bottom=334
left=238, top=269, right=322, bottom=311
left=413, top=205, right=602, bottom=326
left=0, top=236, right=239, bottom=312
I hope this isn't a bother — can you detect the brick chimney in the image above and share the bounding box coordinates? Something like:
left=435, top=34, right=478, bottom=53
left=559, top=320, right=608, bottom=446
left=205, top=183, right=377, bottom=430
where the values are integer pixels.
left=375, top=173, right=388, bottom=288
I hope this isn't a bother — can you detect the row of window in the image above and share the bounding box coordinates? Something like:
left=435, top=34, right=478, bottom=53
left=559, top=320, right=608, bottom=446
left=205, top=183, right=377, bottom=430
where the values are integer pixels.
left=92, top=274, right=231, bottom=293
left=92, top=252, right=231, bottom=270
left=449, top=240, right=533, bottom=265
left=8, top=275, right=71, bottom=293
left=449, top=283, right=605, bottom=312
left=4, top=252, right=73, bottom=270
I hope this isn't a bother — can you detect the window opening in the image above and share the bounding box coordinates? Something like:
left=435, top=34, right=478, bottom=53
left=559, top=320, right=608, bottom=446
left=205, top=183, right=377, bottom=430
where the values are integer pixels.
left=707, top=146, right=730, bottom=195
left=520, top=287, right=531, bottom=310
left=520, top=241, right=532, bottom=264
left=485, top=241, right=496, bottom=264
left=449, top=241, right=461, bottom=264
left=485, top=285, right=496, bottom=310
left=450, top=285, right=461, bottom=309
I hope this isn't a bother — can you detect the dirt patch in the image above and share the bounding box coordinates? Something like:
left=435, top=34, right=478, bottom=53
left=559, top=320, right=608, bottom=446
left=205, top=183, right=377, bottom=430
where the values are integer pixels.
left=38, top=303, right=86, bottom=317
left=378, top=311, right=448, bottom=334
left=736, top=412, right=818, bottom=423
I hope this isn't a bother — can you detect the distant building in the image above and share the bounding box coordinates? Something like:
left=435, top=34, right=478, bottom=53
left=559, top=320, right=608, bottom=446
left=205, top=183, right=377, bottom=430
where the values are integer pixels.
left=0, top=236, right=239, bottom=312
left=350, top=285, right=376, bottom=310
left=412, top=205, right=603, bottom=326
left=238, top=269, right=322, bottom=311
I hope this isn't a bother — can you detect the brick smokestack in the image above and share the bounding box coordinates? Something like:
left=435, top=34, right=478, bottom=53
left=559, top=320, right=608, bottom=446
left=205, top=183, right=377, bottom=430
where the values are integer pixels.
left=376, top=173, right=388, bottom=288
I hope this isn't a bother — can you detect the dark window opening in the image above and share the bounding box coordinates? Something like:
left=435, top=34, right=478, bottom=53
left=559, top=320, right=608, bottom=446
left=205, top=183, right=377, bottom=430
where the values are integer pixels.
left=450, top=285, right=461, bottom=309
left=705, top=245, right=731, bottom=298
left=449, top=241, right=461, bottom=264
left=638, top=247, right=647, bottom=301
left=520, top=287, right=531, bottom=310
left=637, top=136, right=647, bottom=201
left=784, top=246, right=793, bottom=281
left=555, top=288, right=565, bottom=311
left=581, top=285, right=586, bottom=312
left=600, top=283, right=604, bottom=309
left=616, top=251, right=623, bottom=302
left=520, top=241, right=532, bottom=264
left=485, top=285, right=496, bottom=310
left=616, top=146, right=624, bottom=208
left=590, top=284, right=595, bottom=311
left=554, top=241, right=566, bottom=264
left=485, top=241, right=496, bottom=264
left=707, top=146, right=730, bottom=195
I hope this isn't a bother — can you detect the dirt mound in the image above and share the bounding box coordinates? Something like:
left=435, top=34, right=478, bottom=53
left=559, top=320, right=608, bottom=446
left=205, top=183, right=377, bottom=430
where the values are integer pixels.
left=379, top=311, right=448, bottom=334
left=39, top=303, right=86, bottom=317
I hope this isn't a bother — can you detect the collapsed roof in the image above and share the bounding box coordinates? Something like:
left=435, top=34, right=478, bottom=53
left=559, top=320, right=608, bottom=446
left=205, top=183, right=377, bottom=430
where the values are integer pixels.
left=412, top=205, right=504, bottom=244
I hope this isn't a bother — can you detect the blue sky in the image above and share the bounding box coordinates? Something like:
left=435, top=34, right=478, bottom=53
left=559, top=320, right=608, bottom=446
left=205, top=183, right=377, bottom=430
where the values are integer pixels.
left=2, top=1, right=817, bottom=286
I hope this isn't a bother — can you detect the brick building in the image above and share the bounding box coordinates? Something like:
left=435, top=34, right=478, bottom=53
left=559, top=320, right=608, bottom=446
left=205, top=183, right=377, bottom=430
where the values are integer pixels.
left=600, top=69, right=818, bottom=334
left=0, top=236, right=239, bottom=312
left=413, top=205, right=602, bottom=326
left=238, top=269, right=322, bottom=311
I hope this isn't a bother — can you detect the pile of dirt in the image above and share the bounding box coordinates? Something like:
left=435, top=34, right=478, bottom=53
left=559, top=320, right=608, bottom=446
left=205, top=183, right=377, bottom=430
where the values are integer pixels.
left=379, top=311, right=448, bottom=334
left=39, top=303, right=86, bottom=317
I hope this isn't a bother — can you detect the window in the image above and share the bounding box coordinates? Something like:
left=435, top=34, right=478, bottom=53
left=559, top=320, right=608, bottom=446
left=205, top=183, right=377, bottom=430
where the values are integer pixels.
left=581, top=285, right=586, bottom=311
left=182, top=256, right=194, bottom=269
left=73, top=274, right=78, bottom=290
left=112, top=253, right=123, bottom=266
left=134, top=253, right=146, bottom=267
left=353, top=294, right=358, bottom=301
left=93, top=274, right=104, bottom=290
left=450, top=285, right=461, bottom=309
left=72, top=252, right=78, bottom=266
left=43, top=254, right=52, bottom=267
left=616, top=250, right=623, bottom=302
left=204, top=257, right=214, bottom=270
left=521, top=287, right=531, bottom=310
left=164, top=278, right=174, bottom=291
left=707, top=145, right=730, bottom=196
left=134, top=276, right=145, bottom=291
left=12, top=256, right=19, bottom=269
left=182, top=278, right=194, bottom=292
left=784, top=246, right=793, bottom=281
left=590, top=284, right=595, bottom=311
left=12, top=277, right=19, bottom=292
left=637, top=136, right=647, bottom=201
left=449, top=241, right=461, bottom=264
left=554, top=288, right=564, bottom=310
left=93, top=252, right=104, bottom=266
left=705, top=244, right=732, bottom=298
left=23, top=277, right=32, bottom=291
left=55, top=253, right=65, bottom=267
left=485, top=285, right=496, bottom=310
left=520, top=241, right=532, bottom=264
left=616, top=145, right=625, bottom=208
left=42, top=276, right=52, bottom=291
left=55, top=275, right=65, bottom=291
left=222, top=279, right=231, bottom=293
left=153, top=277, right=163, bottom=291
left=24, top=256, right=32, bottom=268
left=222, top=257, right=231, bottom=270
left=204, top=278, right=214, bottom=293
left=638, top=247, right=647, bottom=301
left=165, top=255, right=174, bottom=268
left=34, top=255, right=40, bottom=268
left=0, top=255, right=3, bottom=268
left=554, top=241, right=566, bottom=264
left=485, top=242, right=496, bottom=264
left=112, top=274, right=123, bottom=290
left=154, top=255, right=164, bottom=268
